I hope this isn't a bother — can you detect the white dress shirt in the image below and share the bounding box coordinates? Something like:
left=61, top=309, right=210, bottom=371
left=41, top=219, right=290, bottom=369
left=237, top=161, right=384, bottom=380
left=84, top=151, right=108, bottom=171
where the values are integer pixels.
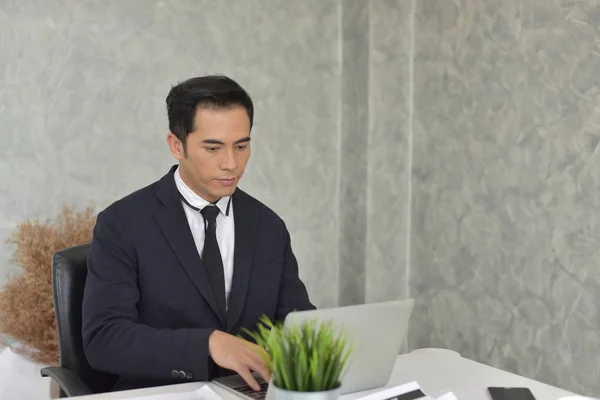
left=174, top=166, right=235, bottom=310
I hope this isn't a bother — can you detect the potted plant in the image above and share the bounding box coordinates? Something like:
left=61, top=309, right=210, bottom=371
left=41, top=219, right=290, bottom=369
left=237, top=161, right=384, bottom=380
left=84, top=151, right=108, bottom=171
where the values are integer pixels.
left=243, top=315, right=354, bottom=400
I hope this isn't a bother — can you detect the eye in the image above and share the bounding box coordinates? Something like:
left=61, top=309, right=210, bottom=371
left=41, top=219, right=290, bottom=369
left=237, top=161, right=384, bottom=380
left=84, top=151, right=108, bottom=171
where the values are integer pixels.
left=236, top=145, right=248, bottom=151
left=206, top=147, right=220, bottom=153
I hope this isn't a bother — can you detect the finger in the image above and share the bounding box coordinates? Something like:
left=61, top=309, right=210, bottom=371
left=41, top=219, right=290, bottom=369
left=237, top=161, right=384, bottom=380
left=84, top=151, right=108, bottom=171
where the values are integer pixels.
left=255, top=363, right=271, bottom=384
left=235, top=365, right=261, bottom=391
left=240, top=341, right=271, bottom=383
left=243, top=353, right=271, bottom=384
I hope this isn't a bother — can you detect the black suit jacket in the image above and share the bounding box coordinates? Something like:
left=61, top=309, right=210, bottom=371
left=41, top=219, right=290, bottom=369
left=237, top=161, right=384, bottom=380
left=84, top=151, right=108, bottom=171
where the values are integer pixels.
left=81, top=165, right=315, bottom=391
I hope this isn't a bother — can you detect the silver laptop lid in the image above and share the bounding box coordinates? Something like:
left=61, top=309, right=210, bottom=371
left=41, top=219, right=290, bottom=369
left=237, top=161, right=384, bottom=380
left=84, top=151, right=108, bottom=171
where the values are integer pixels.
left=283, top=299, right=414, bottom=395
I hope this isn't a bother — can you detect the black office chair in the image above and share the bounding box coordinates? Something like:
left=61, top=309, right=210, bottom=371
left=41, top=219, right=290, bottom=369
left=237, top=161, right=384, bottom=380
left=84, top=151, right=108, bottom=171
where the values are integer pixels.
left=40, top=244, right=117, bottom=397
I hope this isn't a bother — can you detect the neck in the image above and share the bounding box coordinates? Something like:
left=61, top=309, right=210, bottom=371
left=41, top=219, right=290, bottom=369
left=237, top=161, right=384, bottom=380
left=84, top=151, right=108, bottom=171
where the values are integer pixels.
left=178, top=166, right=220, bottom=203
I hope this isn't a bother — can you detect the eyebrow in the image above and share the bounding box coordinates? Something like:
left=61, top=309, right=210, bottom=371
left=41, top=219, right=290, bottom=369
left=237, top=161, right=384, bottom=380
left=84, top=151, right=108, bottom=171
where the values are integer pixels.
left=202, top=136, right=251, bottom=145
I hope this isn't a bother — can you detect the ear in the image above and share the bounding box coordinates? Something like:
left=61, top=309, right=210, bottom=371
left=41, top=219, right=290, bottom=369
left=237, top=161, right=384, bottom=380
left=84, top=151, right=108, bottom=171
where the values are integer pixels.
left=167, top=133, right=185, bottom=160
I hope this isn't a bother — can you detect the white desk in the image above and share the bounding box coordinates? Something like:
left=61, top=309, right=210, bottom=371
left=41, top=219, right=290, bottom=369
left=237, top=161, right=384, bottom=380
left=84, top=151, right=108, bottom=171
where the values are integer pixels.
left=69, top=348, right=580, bottom=400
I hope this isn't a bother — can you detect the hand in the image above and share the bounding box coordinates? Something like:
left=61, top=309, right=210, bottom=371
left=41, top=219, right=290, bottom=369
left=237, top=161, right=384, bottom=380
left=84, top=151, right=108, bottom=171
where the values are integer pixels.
left=208, top=330, right=271, bottom=391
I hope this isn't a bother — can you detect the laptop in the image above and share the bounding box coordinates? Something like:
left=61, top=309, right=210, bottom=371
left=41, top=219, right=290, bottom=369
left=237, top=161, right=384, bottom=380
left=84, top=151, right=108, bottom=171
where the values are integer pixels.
left=213, top=299, right=415, bottom=400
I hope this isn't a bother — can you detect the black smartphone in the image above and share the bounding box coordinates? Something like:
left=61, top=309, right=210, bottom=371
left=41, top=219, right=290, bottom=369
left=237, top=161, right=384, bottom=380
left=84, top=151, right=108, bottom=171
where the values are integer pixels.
left=488, top=387, right=536, bottom=400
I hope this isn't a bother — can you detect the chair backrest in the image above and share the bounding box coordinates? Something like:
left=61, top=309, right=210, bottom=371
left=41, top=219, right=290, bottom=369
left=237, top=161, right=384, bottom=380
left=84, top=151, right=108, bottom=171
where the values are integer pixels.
left=52, top=244, right=117, bottom=394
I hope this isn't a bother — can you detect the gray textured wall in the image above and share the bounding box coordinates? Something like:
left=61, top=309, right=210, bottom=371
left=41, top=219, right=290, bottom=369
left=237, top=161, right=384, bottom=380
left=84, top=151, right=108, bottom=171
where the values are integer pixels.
left=365, top=0, right=412, bottom=304
left=408, top=0, right=600, bottom=395
left=338, top=0, right=412, bottom=306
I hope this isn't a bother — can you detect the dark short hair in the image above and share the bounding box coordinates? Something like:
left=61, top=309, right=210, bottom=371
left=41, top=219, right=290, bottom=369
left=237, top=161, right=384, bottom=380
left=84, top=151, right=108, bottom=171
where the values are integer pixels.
left=166, top=75, right=254, bottom=146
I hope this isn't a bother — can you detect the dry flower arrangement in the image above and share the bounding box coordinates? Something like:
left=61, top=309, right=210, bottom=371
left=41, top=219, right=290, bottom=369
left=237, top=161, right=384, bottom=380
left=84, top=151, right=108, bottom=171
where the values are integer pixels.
left=0, top=205, right=96, bottom=365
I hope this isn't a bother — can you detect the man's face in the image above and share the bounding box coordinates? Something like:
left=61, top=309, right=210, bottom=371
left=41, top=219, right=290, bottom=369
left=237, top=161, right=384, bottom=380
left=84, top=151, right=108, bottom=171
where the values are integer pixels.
left=167, top=106, right=251, bottom=202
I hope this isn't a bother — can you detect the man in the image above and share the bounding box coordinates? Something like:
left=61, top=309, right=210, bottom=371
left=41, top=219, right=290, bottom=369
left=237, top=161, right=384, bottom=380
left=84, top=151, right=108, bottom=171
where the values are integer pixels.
left=81, top=75, right=315, bottom=392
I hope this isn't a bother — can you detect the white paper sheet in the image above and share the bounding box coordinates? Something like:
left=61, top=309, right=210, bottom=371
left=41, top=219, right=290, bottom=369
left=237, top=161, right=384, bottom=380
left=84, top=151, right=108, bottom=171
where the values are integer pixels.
left=196, top=386, right=224, bottom=400
left=122, top=385, right=223, bottom=400
left=355, top=381, right=431, bottom=400
left=435, top=393, right=458, bottom=400
left=353, top=381, right=456, bottom=400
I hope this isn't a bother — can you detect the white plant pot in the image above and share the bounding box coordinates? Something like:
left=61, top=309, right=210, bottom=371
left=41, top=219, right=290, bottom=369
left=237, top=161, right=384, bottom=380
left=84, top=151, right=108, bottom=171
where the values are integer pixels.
left=273, top=385, right=342, bottom=400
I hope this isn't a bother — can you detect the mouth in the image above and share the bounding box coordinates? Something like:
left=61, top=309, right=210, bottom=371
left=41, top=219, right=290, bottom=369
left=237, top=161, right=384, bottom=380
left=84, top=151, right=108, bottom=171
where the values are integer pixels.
left=216, top=178, right=237, bottom=186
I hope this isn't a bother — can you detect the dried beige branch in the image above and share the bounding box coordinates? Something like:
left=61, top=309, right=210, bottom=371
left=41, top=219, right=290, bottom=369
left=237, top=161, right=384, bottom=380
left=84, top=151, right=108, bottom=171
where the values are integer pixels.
left=0, top=206, right=96, bottom=365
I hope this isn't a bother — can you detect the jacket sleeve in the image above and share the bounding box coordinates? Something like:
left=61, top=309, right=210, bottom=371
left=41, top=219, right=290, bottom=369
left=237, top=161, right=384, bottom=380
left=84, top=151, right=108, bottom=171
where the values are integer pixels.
left=82, top=209, right=215, bottom=381
left=274, top=223, right=316, bottom=321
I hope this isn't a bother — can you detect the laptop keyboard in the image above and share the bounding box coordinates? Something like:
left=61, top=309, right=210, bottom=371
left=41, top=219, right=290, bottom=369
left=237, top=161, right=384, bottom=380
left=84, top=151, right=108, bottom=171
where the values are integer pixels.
left=231, top=381, right=269, bottom=400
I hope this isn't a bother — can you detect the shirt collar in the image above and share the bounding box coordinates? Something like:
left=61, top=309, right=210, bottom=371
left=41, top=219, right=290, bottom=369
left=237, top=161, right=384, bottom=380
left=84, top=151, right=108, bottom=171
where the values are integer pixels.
left=174, top=166, right=231, bottom=217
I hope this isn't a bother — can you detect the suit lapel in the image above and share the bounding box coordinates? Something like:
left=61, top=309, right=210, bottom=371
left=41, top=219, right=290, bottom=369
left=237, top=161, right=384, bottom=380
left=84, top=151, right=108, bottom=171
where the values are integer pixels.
left=153, top=166, right=226, bottom=325
left=227, top=189, right=259, bottom=330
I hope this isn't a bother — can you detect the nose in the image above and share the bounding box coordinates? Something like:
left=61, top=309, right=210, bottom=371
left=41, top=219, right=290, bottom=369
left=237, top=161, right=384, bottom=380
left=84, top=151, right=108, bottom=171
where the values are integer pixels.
left=220, top=148, right=238, bottom=171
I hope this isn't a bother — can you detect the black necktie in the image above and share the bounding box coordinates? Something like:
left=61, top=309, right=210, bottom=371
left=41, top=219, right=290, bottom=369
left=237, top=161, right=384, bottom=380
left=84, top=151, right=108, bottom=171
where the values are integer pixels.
left=200, top=206, right=227, bottom=315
